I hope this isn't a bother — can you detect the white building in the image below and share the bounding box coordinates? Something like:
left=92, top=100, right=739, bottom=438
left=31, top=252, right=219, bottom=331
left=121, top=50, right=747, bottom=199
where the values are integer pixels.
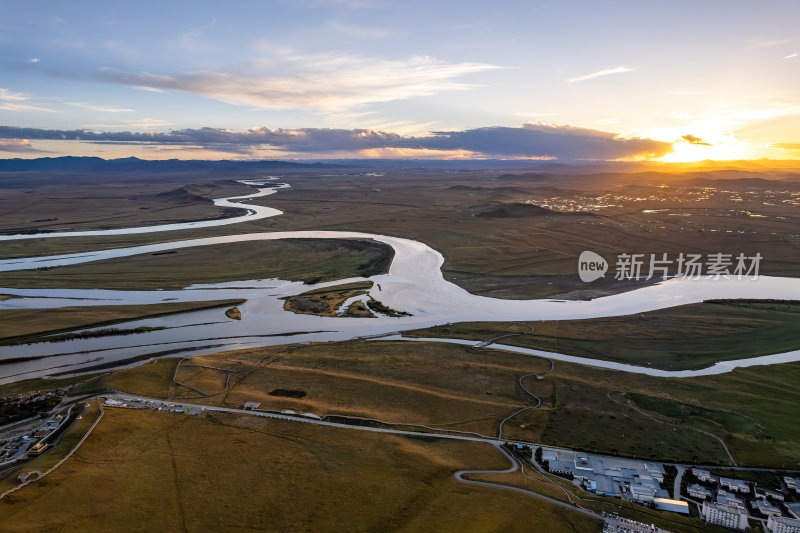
left=767, top=515, right=800, bottom=533
left=702, top=501, right=749, bottom=531
left=720, top=477, right=750, bottom=493
left=693, top=468, right=714, bottom=482
left=687, top=484, right=712, bottom=500
left=717, top=489, right=746, bottom=510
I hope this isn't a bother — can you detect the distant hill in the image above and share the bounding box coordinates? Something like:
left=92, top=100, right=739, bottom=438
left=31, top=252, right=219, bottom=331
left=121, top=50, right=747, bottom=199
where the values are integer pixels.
left=0, top=156, right=336, bottom=174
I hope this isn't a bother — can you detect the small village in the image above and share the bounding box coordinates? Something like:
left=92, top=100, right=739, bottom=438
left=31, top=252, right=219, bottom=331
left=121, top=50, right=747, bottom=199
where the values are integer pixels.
left=0, top=387, right=77, bottom=478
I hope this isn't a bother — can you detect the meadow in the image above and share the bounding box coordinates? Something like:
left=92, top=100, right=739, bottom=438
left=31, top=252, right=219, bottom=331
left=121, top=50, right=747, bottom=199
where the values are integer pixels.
left=0, top=407, right=601, bottom=533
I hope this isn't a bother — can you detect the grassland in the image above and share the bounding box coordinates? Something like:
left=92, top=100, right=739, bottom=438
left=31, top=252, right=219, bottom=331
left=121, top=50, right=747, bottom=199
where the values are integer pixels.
left=0, top=407, right=601, bottom=532
left=144, top=340, right=800, bottom=465
left=283, top=280, right=373, bottom=316
left=10, top=337, right=791, bottom=467
left=404, top=300, right=800, bottom=371
left=0, top=238, right=393, bottom=290
left=3, top=169, right=798, bottom=300
left=503, top=357, right=800, bottom=467
left=0, top=299, right=244, bottom=345
left=169, top=341, right=551, bottom=437
left=0, top=176, right=252, bottom=234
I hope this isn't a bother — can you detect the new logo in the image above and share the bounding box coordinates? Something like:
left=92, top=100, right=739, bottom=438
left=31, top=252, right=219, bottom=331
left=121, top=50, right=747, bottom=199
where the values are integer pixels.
left=578, top=250, right=608, bottom=282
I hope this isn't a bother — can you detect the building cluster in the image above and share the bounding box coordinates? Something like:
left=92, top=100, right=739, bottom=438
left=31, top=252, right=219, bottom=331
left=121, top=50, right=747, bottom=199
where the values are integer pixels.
left=0, top=387, right=70, bottom=425
left=540, top=448, right=688, bottom=514
left=689, top=468, right=800, bottom=532
left=0, top=414, right=67, bottom=467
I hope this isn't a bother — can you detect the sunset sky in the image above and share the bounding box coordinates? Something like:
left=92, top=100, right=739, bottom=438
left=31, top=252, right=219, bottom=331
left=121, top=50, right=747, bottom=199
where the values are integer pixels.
left=1, top=0, right=798, bottom=161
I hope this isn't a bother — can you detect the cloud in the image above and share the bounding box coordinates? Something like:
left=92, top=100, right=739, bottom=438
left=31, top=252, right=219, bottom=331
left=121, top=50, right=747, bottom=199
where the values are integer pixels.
left=0, top=88, right=28, bottom=101
left=0, top=123, right=673, bottom=160
left=95, top=54, right=501, bottom=111
left=681, top=134, right=712, bottom=146
left=0, top=139, right=50, bottom=153
left=0, top=88, right=56, bottom=112
left=68, top=102, right=134, bottom=113
left=28, top=58, right=40, bottom=63
left=784, top=53, right=798, bottom=59
left=0, top=103, right=56, bottom=112
left=771, top=142, right=800, bottom=152
left=567, top=66, right=635, bottom=83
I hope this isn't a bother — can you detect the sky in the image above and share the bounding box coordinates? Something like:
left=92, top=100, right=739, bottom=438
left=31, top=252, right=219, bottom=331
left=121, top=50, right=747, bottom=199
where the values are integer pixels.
left=0, top=0, right=799, bottom=162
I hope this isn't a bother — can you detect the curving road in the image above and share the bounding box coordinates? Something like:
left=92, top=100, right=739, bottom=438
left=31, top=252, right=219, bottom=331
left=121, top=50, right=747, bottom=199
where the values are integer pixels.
left=453, top=443, right=602, bottom=520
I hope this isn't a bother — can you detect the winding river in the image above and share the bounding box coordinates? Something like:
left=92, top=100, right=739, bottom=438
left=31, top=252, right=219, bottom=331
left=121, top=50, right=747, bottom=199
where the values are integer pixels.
left=1, top=177, right=799, bottom=383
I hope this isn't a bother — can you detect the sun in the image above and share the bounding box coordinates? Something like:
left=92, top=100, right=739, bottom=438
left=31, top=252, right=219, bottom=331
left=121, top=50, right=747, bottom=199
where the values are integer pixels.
left=660, top=134, right=756, bottom=162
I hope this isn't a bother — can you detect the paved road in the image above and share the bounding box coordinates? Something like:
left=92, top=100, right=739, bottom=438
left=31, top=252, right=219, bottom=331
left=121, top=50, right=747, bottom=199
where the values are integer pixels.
left=673, top=465, right=685, bottom=500
left=108, top=393, right=507, bottom=445
left=454, top=443, right=603, bottom=521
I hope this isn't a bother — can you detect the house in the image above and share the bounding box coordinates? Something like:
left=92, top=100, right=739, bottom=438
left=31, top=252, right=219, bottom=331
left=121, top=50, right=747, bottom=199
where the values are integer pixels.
left=687, top=484, right=712, bottom=500
left=26, top=442, right=48, bottom=457
left=717, top=489, right=746, bottom=510
left=756, top=486, right=786, bottom=501
left=242, top=402, right=261, bottom=410
left=702, top=501, right=749, bottom=531
left=767, top=515, right=800, bottom=533
left=785, top=477, right=800, bottom=494
left=720, top=477, right=750, bottom=494
left=693, top=468, right=716, bottom=483
left=548, top=460, right=576, bottom=477
left=752, top=499, right=783, bottom=517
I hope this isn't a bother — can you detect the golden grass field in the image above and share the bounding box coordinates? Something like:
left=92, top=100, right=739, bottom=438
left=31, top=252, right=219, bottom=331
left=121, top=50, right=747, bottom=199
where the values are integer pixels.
left=0, top=407, right=602, bottom=533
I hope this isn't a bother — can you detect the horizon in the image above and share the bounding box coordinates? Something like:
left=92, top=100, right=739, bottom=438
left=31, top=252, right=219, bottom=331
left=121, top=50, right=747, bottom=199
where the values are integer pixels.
left=1, top=1, right=799, bottom=163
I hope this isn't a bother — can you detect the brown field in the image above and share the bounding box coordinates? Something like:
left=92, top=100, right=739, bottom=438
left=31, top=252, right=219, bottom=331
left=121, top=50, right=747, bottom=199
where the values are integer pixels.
left=0, top=299, right=244, bottom=344
left=0, top=177, right=252, bottom=234
left=3, top=336, right=798, bottom=466
left=0, top=238, right=392, bottom=290
left=0, top=407, right=601, bottom=533
left=91, top=338, right=800, bottom=467
left=169, top=341, right=551, bottom=436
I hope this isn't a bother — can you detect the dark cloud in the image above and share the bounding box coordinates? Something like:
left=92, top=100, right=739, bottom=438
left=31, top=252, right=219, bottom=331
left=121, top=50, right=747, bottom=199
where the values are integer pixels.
left=0, top=124, right=673, bottom=160
left=681, top=134, right=712, bottom=146
left=420, top=125, right=671, bottom=159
